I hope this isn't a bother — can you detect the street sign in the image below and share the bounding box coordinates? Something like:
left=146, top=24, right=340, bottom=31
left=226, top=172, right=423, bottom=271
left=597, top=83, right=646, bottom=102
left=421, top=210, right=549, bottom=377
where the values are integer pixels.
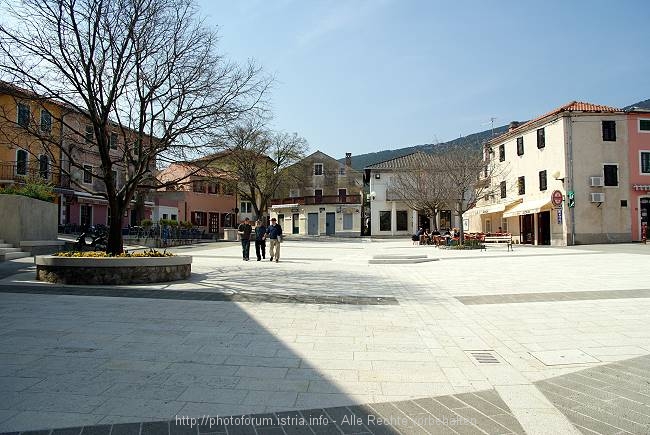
left=551, top=190, right=563, bottom=207
left=556, top=208, right=563, bottom=224
left=568, top=191, right=575, bottom=208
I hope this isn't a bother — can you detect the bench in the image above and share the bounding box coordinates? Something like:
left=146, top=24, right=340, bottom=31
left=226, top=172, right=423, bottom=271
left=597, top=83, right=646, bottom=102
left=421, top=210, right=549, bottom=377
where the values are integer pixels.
left=483, top=235, right=513, bottom=251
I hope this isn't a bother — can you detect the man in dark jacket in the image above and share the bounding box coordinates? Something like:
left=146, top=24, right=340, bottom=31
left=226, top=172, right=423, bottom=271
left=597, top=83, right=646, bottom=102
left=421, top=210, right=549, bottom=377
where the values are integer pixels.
left=237, top=217, right=253, bottom=261
left=254, top=220, right=267, bottom=261
left=266, top=217, right=282, bottom=262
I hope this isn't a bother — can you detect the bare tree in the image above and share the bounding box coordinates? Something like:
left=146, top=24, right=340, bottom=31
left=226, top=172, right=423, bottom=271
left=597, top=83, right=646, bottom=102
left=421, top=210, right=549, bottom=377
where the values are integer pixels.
left=0, top=0, right=270, bottom=254
left=218, top=121, right=308, bottom=219
left=389, top=152, right=448, bottom=227
left=433, top=141, right=507, bottom=242
left=389, top=142, right=507, bottom=243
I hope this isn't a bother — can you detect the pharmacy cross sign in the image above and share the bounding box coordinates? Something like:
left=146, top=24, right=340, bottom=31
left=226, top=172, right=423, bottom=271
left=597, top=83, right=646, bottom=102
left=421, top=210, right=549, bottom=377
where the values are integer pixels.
left=551, top=190, right=563, bottom=207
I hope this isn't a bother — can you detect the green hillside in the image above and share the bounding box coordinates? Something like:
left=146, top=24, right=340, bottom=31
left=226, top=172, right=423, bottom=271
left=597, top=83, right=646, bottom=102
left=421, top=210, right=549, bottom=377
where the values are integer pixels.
left=343, top=124, right=509, bottom=170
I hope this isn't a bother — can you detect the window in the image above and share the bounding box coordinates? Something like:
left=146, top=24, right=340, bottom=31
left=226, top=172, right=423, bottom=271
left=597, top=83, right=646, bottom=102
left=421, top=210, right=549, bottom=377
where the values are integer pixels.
left=40, top=109, right=52, bottom=133
left=343, top=213, right=353, bottom=230
left=83, top=164, right=93, bottom=184
left=640, top=119, right=650, bottom=132
left=537, top=128, right=545, bottom=149
left=500, top=181, right=506, bottom=199
left=518, top=176, right=526, bottom=195
left=240, top=201, right=252, bottom=213
left=439, top=210, right=452, bottom=229
left=602, top=120, right=616, bottom=141
left=16, top=149, right=28, bottom=175
left=516, top=137, right=524, bottom=156
left=315, top=189, right=323, bottom=203
left=338, top=188, right=347, bottom=203
left=191, top=211, right=207, bottom=226
left=499, top=144, right=505, bottom=162
left=163, top=214, right=169, bottom=220
left=641, top=152, right=650, bottom=174
left=621, top=200, right=628, bottom=207
left=501, top=219, right=509, bottom=233
left=314, top=163, right=323, bottom=176
left=603, top=164, right=618, bottom=186
left=39, top=155, right=49, bottom=179
left=396, top=210, right=408, bottom=231
left=80, top=205, right=92, bottom=228
left=17, top=103, right=29, bottom=127
left=379, top=211, right=391, bottom=231
left=171, top=214, right=177, bottom=221
left=289, top=189, right=299, bottom=198
left=192, top=181, right=204, bottom=193
left=338, top=166, right=345, bottom=175
left=85, top=125, right=94, bottom=143
left=110, top=133, right=118, bottom=149
left=539, top=170, right=547, bottom=191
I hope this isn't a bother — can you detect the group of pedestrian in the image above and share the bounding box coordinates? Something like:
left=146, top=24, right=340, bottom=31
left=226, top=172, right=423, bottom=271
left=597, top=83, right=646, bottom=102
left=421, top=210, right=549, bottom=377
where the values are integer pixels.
left=237, top=217, right=283, bottom=262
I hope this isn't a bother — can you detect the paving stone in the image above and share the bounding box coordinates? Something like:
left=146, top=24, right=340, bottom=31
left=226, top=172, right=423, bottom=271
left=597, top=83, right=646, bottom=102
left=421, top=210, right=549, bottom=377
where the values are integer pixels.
left=51, top=428, right=83, bottom=435
left=80, top=425, right=112, bottom=435
left=109, top=422, right=141, bottom=435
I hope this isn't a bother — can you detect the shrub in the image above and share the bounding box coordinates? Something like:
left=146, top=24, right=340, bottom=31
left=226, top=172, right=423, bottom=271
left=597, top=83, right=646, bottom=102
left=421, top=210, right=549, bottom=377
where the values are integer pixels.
left=141, top=219, right=153, bottom=228
left=0, top=177, right=56, bottom=202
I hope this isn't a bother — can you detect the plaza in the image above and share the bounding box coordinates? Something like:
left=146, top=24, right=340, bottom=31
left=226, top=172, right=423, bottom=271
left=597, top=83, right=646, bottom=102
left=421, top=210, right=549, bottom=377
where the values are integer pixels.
left=1, top=240, right=650, bottom=434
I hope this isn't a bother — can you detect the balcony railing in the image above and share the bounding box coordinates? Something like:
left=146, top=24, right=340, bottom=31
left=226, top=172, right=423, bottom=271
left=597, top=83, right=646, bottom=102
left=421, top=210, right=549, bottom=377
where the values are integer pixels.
left=0, top=162, right=68, bottom=188
left=271, top=194, right=361, bottom=206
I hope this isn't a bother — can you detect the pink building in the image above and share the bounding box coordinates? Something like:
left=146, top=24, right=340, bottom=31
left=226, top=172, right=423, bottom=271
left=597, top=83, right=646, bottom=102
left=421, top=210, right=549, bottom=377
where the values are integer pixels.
left=627, top=109, right=650, bottom=240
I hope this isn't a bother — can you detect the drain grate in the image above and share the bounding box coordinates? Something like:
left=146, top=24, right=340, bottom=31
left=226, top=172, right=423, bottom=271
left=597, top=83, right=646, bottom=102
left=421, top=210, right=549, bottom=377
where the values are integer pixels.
left=466, top=350, right=501, bottom=364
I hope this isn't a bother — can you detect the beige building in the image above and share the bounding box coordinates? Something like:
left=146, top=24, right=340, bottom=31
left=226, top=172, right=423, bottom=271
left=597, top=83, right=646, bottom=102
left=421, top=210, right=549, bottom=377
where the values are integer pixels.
left=468, top=101, right=631, bottom=245
left=270, top=151, right=363, bottom=236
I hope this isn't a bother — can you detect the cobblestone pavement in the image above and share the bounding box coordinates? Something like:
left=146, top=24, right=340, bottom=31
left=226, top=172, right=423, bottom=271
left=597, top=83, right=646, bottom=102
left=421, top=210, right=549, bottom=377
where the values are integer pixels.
left=0, top=239, right=649, bottom=433
left=0, top=389, right=526, bottom=435
left=536, top=355, right=650, bottom=434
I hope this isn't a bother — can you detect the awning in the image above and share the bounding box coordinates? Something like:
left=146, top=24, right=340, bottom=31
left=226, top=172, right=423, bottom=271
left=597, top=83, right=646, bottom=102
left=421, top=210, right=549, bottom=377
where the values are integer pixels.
left=503, top=198, right=552, bottom=218
left=465, top=199, right=521, bottom=217
left=271, top=203, right=300, bottom=209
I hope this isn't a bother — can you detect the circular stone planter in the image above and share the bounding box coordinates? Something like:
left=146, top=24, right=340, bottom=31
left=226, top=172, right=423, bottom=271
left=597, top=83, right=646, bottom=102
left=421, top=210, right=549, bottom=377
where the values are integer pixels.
left=35, top=255, right=192, bottom=285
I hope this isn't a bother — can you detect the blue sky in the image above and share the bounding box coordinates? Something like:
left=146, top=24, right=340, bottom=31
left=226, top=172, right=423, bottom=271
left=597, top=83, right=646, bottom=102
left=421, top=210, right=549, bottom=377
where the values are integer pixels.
left=199, top=0, right=650, bottom=158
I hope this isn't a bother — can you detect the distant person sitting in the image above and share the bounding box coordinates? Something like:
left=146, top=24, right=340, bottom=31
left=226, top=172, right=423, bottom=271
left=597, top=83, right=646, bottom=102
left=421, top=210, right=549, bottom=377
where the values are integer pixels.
left=497, top=226, right=503, bottom=234
left=431, top=228, right=440, bottom=236
left=412, top=227, right=423, bottom=245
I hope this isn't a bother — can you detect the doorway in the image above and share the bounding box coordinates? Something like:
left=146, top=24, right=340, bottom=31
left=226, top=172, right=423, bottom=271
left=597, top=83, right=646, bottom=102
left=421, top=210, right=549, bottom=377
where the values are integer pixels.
left=307, top=213, right=318, bottom=235
left=521, top=214, right=534, bottom=244
left=641, top=198, right=649, bottom=238
left=326, top=212, right=336, bottom=235
left=209, top=213, right=219, bottom=234
left=292, top=213, right=299, bottom=234
left=537, top=211, right=551, bottom=245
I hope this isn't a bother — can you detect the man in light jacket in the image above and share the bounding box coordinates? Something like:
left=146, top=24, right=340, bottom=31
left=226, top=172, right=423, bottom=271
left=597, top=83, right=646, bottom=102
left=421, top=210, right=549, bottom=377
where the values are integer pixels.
left=266, top=217, right=283, bottom=263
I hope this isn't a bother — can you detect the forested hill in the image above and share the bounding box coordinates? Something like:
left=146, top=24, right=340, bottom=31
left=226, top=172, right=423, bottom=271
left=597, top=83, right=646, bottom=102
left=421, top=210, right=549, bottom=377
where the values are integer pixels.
left=341, top=124, right=509, bottom=170
left=344, top=96, right=650, bottom=170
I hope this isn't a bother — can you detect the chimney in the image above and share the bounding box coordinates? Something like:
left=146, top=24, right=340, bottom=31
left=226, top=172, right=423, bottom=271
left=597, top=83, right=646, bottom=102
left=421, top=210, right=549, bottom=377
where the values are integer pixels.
left=508, top=121, right=521, bottom=132
left=345, top=152, right=352, bottom=167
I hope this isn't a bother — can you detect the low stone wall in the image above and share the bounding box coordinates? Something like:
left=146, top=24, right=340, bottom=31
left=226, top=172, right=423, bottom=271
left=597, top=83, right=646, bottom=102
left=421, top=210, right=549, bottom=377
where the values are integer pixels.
left=35, top=255, right=192, bottom=285
left=0, top=195, right=58, bottom=246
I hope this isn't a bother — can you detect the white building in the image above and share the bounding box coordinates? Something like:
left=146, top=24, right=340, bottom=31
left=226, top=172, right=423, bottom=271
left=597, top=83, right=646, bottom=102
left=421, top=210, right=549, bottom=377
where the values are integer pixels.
left=467, top=101, right=631, bottom=245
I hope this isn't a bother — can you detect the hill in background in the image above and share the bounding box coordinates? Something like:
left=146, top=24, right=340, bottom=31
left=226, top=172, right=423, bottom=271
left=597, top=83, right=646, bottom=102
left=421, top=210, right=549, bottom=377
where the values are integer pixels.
left=344, top=97, right=649, bottom=170
left=341, top=124, right=509, bottom=170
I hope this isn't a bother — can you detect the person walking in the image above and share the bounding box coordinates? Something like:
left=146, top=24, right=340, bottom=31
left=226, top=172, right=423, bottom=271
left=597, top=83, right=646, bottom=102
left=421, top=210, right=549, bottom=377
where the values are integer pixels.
left=254, top=219, right=267, bottom=261
left=237, top=217, right=253, bottom=261
left=266, top=217, right=283, bottom=262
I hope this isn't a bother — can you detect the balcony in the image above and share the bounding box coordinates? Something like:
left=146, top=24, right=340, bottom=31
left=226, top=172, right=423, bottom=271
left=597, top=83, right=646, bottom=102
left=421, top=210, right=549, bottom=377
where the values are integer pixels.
left=271, top=194, right=361, bottom=206
left=0, top=162, right=69, bottom=189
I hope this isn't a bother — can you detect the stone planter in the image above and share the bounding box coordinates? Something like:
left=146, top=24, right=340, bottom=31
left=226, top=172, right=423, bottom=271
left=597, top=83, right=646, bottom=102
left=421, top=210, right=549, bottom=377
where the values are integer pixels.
left=35, top=255, right=192, bottom=285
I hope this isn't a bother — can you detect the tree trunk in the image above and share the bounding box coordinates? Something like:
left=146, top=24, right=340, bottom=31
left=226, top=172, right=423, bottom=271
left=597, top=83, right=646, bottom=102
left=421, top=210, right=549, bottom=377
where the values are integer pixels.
left=106, top=198, right=126, bottom=255
left=457, top=201, right=465, bottom=244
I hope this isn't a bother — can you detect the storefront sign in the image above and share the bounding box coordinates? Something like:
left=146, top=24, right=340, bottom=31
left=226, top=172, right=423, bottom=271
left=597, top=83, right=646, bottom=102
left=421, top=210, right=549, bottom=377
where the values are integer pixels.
left=556, top=208, right=563, bottom=224
left=551, top=190, right=563, bottom=206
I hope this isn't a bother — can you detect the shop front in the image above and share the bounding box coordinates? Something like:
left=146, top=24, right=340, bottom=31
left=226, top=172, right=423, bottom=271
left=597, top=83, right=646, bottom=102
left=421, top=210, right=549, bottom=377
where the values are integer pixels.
left=503, top=198, right=555, bottom=245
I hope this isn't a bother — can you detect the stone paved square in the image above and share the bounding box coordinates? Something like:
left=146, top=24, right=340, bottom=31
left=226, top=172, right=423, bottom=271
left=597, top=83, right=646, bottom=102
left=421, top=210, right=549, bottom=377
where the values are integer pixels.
left=1, top=239, right=650, bottom=434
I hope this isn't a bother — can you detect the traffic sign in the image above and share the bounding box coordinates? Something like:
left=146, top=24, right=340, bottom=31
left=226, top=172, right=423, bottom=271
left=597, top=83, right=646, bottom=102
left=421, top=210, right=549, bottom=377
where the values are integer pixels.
left=551, top=190, right=563, bottom=206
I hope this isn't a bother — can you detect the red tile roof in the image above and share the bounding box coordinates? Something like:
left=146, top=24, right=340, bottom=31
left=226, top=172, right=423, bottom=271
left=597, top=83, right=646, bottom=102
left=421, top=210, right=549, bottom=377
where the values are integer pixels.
left=489, top=101, right=622, bottom=144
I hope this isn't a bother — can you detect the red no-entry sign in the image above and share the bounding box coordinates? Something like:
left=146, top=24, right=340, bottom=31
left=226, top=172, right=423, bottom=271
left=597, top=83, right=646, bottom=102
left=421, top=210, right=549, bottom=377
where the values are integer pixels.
left=551, top=190, right=563, bottom=206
